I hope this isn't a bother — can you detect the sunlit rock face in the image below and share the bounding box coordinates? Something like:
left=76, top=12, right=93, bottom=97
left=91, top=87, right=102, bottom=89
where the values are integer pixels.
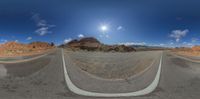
left=66, top=37, right=101, bottom=51
left=0, top=41, right=55, bottom=57
left=64, top=37, right=136, bottom=52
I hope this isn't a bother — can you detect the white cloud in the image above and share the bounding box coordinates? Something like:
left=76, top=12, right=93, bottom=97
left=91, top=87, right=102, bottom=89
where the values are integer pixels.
left=78, top=34, right=84, bottom=38
left=117, top=26, right=123, bottom=30
left=37, top=20, right=47, bottom=27
left=64, top=38, right=72, bottom=44
left=159, top=44, right=165, bottom=46
left=15, top=40, right=18, bottom=42
left=191, top=38, right=198, bottom=43
left=32, top=13, right=55, bottom=36
left=99, top=35, right=103, bottom=38
left=170, top=29, right=188, bottom=42
left=0, top=39, right=8, bottom=43
left=118, top=42, right=146, bottom=46
left=182, top=42, right=194, bottom=47
left=99, top=34, right=110, bottom=39
left=105, top=35, right=110, bottom=38
left=35, top=27, right=50, bottom=36
left=26, top=37, right=32, bottom=40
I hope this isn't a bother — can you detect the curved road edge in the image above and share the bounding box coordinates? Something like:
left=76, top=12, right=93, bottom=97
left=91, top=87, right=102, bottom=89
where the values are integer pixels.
left=62, top=49, right=163, bottom=97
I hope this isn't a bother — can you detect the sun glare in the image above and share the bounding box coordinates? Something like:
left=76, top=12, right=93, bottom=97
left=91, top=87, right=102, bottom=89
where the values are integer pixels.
left=100, top=25, right=108, bottom=32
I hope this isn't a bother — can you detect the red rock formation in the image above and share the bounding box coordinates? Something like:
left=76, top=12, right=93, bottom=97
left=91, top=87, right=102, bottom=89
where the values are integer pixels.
left=28, top=42, right=54, bottom=50
left=0, top=41, right=55, bottom=57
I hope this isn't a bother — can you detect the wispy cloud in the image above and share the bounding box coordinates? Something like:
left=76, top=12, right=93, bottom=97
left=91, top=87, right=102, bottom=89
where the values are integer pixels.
left=105, top=35, right=110, bottom=38
left=170, top=42, right=174, bottom=45
left=99, top=34, right=110, bottom=39
left=118, top=42, right=146, bottom=46
left=159, top=43, right=165, bottom=46
left=31, top=13, right=55, bottom=36
left=117, top=26, right=123, bottom=31
left=0, top=39, right=8, bottom=44
left=191, top=38, right=198, bottom=43
left=78, top=34, right=84, bottom=38
left=26, top=37, right=32, bottom=40
left=182, top=42, right=194, bottom=47
left=64, top=38, right=72, bottom=44
left=170, top=29, right=188, bottom=42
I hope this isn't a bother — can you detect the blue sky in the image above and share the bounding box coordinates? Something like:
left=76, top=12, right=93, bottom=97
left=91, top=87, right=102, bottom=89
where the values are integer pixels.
left=0, top=0, right=200, bottom=47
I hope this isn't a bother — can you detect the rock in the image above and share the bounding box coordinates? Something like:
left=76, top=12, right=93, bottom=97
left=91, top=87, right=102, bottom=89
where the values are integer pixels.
left=28, top=42, right=55, bottom=50
left=0, top=41, right=55, bottom=56
left=67, top=37, right=101, bottom=51
left=64, top=37, right=136, bottom=52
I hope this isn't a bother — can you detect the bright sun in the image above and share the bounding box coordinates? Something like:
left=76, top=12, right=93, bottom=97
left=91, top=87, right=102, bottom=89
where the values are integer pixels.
left=101, top=25, right=108, bottom=32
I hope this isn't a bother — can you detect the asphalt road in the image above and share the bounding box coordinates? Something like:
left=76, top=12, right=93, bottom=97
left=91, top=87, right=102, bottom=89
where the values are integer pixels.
left=64, top=50, right=162, bottom=93
left=0, top=48, right=199, bottom=99
left=66, top=51, right=160, bottom=79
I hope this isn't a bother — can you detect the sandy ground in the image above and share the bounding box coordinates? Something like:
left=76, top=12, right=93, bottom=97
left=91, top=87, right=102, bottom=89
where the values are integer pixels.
left=66, top=51, right=159, bottom=79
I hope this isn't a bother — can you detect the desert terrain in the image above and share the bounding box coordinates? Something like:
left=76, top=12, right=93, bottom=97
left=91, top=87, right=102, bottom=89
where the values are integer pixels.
left=0, top=40, right=199, bottom=98
left=0, top=37, right=199, bottom=98
left=0, top=41, right=55, bottom=57
left=172, top=46, right=200, bottom=59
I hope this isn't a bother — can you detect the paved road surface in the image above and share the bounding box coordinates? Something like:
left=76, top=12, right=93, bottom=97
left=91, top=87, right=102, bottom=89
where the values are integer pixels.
left=0, top=49, right=199, bottom=99
left=64, top=51, right=162, bottom=93
left=0, top=49, right=75, bottom=99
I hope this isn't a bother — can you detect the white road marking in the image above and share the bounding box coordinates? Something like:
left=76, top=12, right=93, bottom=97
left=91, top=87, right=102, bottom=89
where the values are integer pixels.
left=62, top=49, right=163, bottom=97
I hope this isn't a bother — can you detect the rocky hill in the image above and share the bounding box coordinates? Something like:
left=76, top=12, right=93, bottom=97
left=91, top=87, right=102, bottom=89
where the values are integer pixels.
left=28, top=42, right=55, bottom=50
left=0, top=41, right=55, bottom=57
left=62, top=37, right=136, bottom=52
